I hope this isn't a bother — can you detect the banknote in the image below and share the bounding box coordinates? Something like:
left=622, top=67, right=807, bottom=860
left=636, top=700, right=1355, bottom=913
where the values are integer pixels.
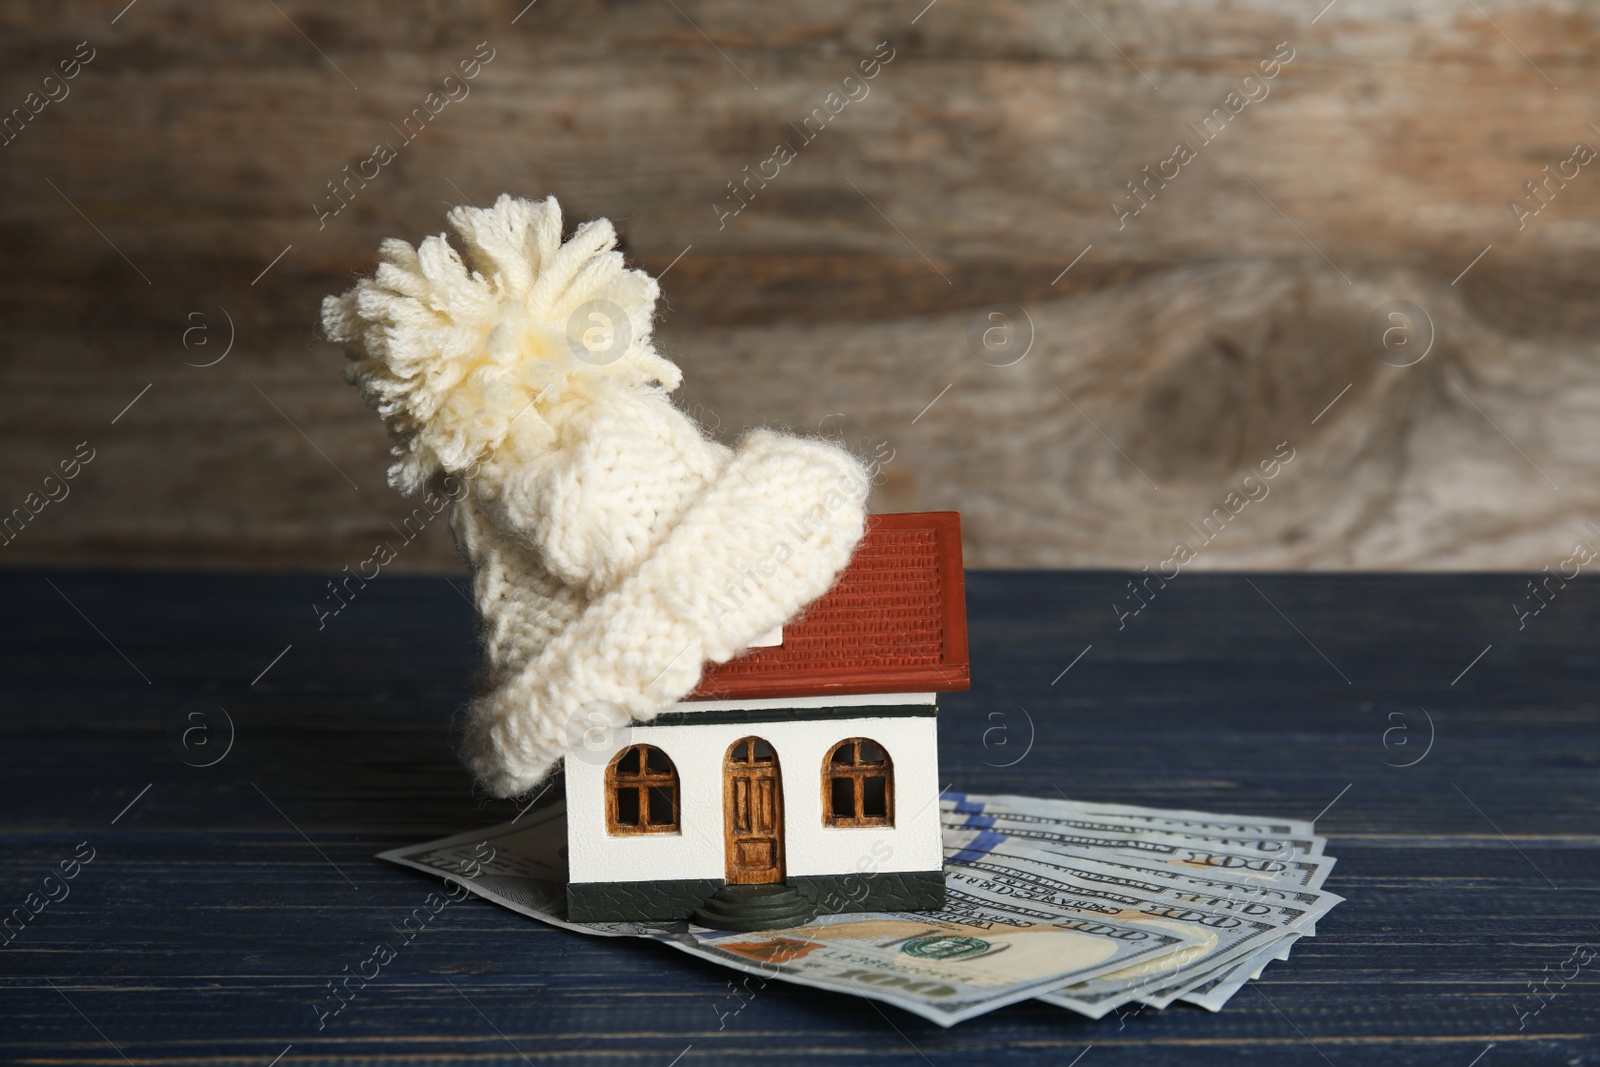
left=945, top=828, right=1341, bottom=916
left=1130, top=924, right=1312, bottom=1009
left=670, top=884, right=1202, bottom=1026
left=945, top=791, right=1317, bottom=838
left=941, top=808, right=1326, bottom=884
left=376, top=800, right=690, bottom=938
left=947, top=833, right=1340, bottom=931
left=942, top=799, right=1325, bottom=860
left=378, top=802, right=1204, bottom=1026
left=951, top=832, right=1336, bottom=905
left=1173, top=933, right=1301, bottom=1011
left=949, top=841, right=1332, bottom=940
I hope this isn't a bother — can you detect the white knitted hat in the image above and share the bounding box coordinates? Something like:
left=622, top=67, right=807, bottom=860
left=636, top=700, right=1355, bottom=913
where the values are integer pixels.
left=322, top=194, right=868, bottom=798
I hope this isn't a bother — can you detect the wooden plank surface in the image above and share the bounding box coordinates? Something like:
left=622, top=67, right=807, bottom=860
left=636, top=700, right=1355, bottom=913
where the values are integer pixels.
left=1, top=567, right=1596, bottom=1064
left=1, top=2, right=1599, bottom=570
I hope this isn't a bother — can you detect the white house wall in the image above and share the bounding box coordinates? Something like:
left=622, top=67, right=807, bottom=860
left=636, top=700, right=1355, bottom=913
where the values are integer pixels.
left=566, top=715, right=941, bottom=885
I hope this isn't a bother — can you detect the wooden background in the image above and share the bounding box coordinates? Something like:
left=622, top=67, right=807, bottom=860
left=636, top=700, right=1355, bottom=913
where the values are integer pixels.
left=2, top=0, right=1598, bottom=572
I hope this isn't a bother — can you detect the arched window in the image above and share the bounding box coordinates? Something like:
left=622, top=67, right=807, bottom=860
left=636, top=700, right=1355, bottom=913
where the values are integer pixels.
left=824, top=738, right=893, bottom=827
left=606, top=744, right=680, bottom=834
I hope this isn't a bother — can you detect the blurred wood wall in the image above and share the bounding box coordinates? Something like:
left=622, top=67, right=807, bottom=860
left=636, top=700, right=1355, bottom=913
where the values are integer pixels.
left=1, top=0, right=1597, bottom=572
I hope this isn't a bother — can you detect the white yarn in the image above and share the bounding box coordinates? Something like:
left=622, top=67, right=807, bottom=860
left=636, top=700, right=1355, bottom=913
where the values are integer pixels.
left=322, top=194, right=868, bottom=798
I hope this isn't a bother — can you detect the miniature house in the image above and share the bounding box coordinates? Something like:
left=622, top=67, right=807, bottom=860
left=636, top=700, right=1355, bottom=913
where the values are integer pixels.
left=565, top=512, right=969, bottom=927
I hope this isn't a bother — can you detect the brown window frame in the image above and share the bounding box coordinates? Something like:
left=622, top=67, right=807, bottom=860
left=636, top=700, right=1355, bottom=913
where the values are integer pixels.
left=823, top=738, right=894, bottom=828
left=605, top=744, right=681, bottom=835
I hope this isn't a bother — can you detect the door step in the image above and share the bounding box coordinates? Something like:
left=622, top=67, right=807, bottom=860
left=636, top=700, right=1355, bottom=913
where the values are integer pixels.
left=692, top=884, right=818, bottom=932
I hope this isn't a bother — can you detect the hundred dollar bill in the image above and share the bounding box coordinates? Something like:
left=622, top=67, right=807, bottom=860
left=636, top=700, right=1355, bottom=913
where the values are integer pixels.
left=376, top=801, right=691, bottom=938
left=379, top=804, right=1203, bottom=1026
left=667, top=882, right=1203, bottom=1026
left=945, top=829, right=1341, bottom=917
left=950, top=840, right=1336, bottom=937
left=954, top=831, right=1336, bottom=897
left=1173, top=933, right=1301, bottom=1011
left=1133, top=924, right=1312, bottom=1009
left=945, top=792, right=1317, bottom=839
left=1166, top=914, right=1313, bottom=1012
left=940, top=808, right=1326, bottom=884
left=942, top=800, right=1325, bottom=859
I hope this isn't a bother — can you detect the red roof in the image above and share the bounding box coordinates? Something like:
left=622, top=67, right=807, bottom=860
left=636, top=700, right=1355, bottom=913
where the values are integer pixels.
left=687, top=512, right=970, bottom=700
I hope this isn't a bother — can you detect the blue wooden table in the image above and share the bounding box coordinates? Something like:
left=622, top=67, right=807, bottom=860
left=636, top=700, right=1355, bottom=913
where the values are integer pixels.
left=2, top=568, right=1596, bottom=1065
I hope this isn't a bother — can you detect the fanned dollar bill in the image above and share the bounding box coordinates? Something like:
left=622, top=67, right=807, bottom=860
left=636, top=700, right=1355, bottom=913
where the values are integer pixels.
left=670, top=886, right=1203, bottom=1025
left=377, top=791, right=1340, bottom=1024
left=946, top=828, right=1338, bottom=911
left=940, top=811, right=1326, bottom=889
left=1164, top=932, right=1301, bottom=1011
left=942, top=800, right=1325, bottom=862
left=945, top=791, right=1317, bottom=839
left=376, top=802, right=689, bottom=938
left=1169, top=919, right=1315, bottom=1011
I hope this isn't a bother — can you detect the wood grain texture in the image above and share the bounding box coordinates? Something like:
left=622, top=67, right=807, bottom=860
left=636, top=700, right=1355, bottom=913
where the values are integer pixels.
left=0, top=567, right=1596, bottom=1063
left=0, top=1, right=1598, bottom=571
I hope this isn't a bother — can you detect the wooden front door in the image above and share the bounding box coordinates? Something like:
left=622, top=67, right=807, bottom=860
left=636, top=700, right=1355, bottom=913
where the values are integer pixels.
left=723, top=737, right=783, bottom=884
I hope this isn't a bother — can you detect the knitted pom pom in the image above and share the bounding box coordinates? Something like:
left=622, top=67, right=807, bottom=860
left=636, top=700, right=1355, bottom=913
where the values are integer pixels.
left=322, top=194, right=681, bottom=494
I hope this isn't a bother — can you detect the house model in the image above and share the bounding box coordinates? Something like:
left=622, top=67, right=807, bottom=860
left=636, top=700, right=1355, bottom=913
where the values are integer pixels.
left=564, top=511, right=970, bottom=929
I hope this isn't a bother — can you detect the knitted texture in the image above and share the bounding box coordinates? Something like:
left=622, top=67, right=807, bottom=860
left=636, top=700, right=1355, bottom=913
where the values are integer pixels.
left=322, top=194, right=868, bottom=797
